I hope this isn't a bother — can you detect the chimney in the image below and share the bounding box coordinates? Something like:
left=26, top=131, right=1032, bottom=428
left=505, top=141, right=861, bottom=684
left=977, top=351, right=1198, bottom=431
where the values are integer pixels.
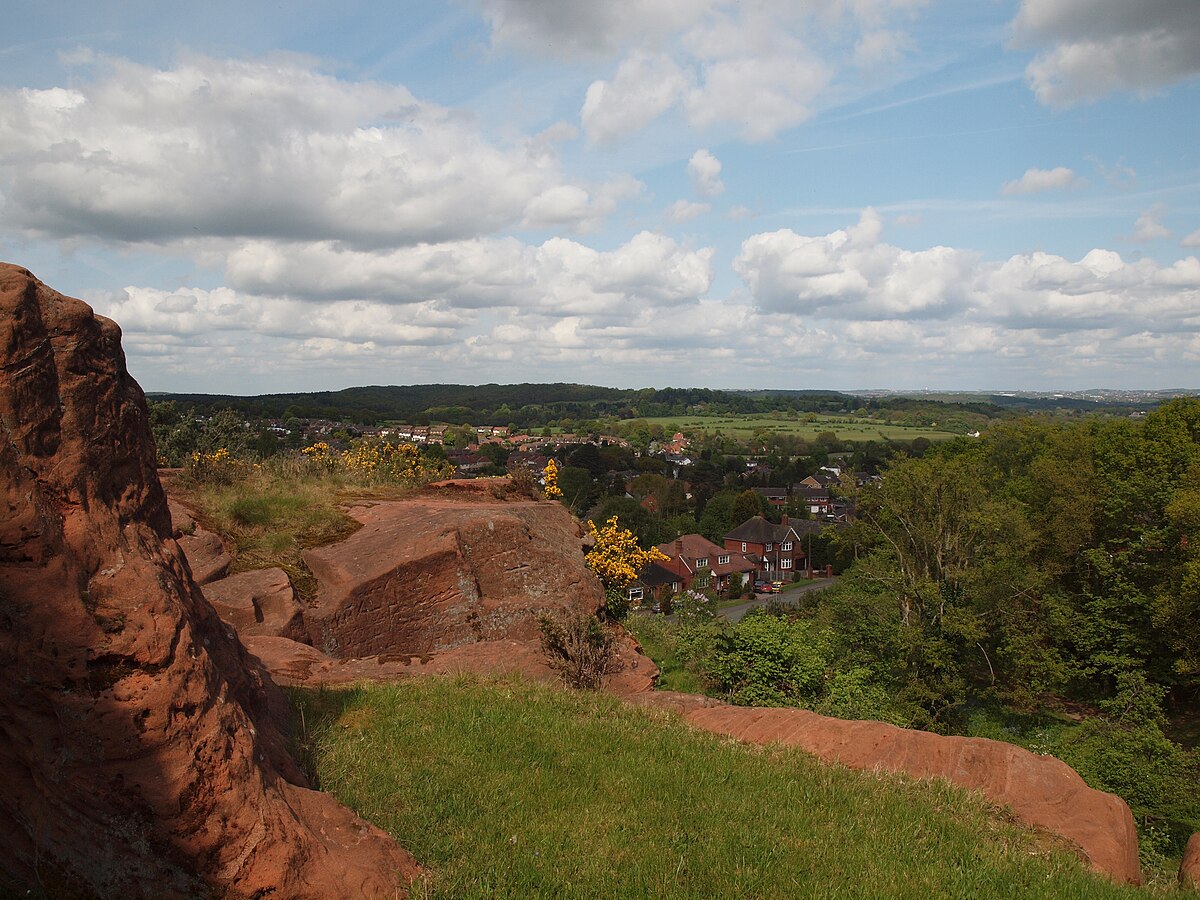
left=781, top=514, right=788, bottom=526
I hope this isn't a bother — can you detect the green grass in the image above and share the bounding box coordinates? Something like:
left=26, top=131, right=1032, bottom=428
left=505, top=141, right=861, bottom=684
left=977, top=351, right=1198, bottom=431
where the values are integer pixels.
left=642, top=414, right=960, bottom=443
left=174, top=467, right=405, bottom=596
left=625, top=615, right=708, bottom=693
left=291, top=677, right=1138, bottom=899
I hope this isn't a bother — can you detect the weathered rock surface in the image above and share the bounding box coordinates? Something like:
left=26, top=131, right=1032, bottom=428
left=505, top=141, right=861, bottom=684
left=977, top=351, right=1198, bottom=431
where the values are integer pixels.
left=0, top=264, right=418, bottom=898
left=1182, top=833, right=1200, bottom=890
left=241, top=624, right=658, bottom=694
left=302, top=494, right=605, bottom=658
left=177, top=526, right=232, bottom=584
left=630, top=692, right=1141, bottom=885
left=203, top=567, right=307, bottom=640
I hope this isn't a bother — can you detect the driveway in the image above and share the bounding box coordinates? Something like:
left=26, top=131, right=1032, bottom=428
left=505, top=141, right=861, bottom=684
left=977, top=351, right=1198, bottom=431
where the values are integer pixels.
left=718, top=577, right=836, bottom=623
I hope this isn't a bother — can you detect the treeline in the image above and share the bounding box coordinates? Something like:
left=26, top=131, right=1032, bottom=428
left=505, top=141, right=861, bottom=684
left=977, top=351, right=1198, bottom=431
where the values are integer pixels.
left=150, top=383, right=1016, bottom=429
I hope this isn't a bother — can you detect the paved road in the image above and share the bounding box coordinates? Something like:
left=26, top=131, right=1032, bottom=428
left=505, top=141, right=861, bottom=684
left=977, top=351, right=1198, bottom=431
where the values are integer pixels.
left=718, top=577, right=836, bottom=623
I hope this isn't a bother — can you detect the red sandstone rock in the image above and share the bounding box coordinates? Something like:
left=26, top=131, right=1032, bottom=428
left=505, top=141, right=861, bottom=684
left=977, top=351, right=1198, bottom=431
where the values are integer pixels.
left=1182, top=833, right=1200, bottom=890
left=203, top=567, right=307, bottom=640
left=0, top=264, right=418, bottom=898
left=629, top=692, right=1140, bottom=885
left=177, top=526, right=232, bottom=584
left=302, top=496, right=604, bottom=657
left=243, top=625, right=656, bottom=696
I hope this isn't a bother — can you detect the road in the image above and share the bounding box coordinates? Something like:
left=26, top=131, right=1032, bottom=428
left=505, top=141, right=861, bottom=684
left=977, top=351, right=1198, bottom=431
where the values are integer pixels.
left=717, top=577, right=836, bottom=623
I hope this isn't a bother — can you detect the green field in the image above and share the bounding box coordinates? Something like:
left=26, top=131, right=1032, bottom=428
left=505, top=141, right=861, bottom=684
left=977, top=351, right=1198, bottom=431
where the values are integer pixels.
left=643, top=414, right=961, bottom=443
left=292, top=677, right=1133, bottom=899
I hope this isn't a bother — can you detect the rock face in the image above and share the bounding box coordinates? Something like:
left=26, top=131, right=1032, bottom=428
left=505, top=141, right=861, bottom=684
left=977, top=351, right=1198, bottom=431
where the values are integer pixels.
left=0, top=265, right=418, bottom=897
left=203, top=567, right=307, bottom=640
left=630, top=692, right=1141, bottom=885
left=302, top=495, right=605, bottom=658
left=1182, top=833, right=1200, bottom=890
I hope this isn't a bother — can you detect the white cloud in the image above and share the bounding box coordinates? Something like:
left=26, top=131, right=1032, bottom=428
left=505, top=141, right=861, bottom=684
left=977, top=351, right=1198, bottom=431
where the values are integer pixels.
left=733, top=208, right=976, bottom=319
left=735, top=209, right=1200, bottom=340
left=666, top=200, right=710, bottom=222
left=1011, top=0, right=1200, bottom=107
left=1132, top=205, right=1171, bottom=242
left=1180, top=230, right=1200, bottom=248
left=687, top=148, right=724, bottom=197
left=565, top=1, right=926, bottom=141
left=581, top=52, right=689, bottom=143
left=222, top=231, right=714, bottom=316
left=0, top=54, right=629, bottom=247
left=1001, top=166, right=1084, bottom=195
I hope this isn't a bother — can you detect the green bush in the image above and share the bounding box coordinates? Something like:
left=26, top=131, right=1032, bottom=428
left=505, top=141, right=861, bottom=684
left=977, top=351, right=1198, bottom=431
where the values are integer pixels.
left=710, top=613, right=830, bottom=707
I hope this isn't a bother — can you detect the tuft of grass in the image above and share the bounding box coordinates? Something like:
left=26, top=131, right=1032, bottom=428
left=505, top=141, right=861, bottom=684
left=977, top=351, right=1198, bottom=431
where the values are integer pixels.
left=173, top=466, right=415, bottom=598
left=291, top=677, right=1140, bottom=899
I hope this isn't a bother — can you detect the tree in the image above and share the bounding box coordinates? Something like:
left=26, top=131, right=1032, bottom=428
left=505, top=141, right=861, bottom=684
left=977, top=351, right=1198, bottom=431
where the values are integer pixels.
left=584, top=515, right=668, bottom=619
left=542, top=458, right=562, bottom=500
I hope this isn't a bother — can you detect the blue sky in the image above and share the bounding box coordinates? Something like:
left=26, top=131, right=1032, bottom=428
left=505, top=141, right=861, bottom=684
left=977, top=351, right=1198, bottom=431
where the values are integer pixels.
left=1, top=0, right=1197, bottom=393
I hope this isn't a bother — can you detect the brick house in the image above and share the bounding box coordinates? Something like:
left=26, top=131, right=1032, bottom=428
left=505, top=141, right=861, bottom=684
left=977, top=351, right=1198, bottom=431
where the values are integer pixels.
left=634, top=534, right=757, bottom=599
left=723, top=515, right=808, bottom=582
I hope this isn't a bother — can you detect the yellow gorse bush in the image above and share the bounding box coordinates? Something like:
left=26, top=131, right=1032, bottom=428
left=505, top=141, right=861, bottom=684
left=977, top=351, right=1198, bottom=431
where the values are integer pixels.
left=302, top=436, right=455, bottom=485
left=187, top=447, right=247, bottom=484
left=584, top=515, right=668, bottom=590
left=543, top=458, right=562, bottom=500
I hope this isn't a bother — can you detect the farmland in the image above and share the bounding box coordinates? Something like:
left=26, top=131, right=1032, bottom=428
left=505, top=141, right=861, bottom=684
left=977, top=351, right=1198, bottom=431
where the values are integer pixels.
left=640, top=413, right=962, bottom=443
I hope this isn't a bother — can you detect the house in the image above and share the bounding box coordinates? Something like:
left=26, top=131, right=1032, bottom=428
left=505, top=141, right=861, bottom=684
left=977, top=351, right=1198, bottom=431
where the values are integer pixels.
left=651, top=534, right=757, bottom=596
left=628, top=560, right=682, bottom=607
left=752, top=486, right=788, bottom=508
left=723, top=515, right=808, bottom=581
left=793, top=484, right=832, bottom=515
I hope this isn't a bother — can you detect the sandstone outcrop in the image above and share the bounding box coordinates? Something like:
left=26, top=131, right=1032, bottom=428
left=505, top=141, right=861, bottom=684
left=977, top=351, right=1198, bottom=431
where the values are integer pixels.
left=203, top=567, right=307, bottom=640
left=0, top=264, right=418, bottom=897
left=302, top=495, right=605, bottom=658
left=630, top=692, right=1141, bottom=884
left=1182, top=833, right=1200, bottom=890
left=241, top=626, right=658, bottom=693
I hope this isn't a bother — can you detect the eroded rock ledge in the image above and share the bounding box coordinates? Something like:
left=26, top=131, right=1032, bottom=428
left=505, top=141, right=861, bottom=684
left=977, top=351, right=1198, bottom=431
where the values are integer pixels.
left=0, top=264, right=418, bottom=898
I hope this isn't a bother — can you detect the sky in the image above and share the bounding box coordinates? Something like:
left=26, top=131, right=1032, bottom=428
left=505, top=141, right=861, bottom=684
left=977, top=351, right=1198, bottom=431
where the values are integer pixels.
left=1, top=0, right=1198, bottom=394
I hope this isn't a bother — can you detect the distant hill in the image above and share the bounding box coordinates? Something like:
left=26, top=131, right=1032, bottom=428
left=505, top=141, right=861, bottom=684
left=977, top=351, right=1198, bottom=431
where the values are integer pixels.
left=148, top=382, right=1168, bottom=429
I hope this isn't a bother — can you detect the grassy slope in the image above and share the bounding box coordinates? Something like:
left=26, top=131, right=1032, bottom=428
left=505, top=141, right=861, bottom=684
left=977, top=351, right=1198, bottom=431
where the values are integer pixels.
left=291, top=677, right=1137, bottom=900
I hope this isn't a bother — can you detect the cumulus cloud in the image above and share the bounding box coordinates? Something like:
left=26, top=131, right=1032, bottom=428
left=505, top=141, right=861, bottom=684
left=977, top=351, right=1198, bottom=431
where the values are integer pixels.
left=581, top=52, right=689, bottom=143
left=222, top=231, right=714, bottom=316
left=0, top=54, right=631, bottom=247
left=733, top=208, right=976, bottom=319
left=1183, top=230, right=1200, bottom=248
left=734, top=209, right=1200, bottom=343
left=1001, top=166, right=1085, bottom=195
left=688, top=148, right=724, bottom=197
left=566, top=1, right=925, bottom=142
left=1011, top=0, right=1200, bottom=107
left=1132, top=205, right=1171, bottom=242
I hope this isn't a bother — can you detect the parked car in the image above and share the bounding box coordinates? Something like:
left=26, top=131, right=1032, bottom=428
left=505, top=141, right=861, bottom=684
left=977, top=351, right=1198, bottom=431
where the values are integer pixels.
left=771, top=580, right=784, bottom=593
left=754, top=581, right=776, bottom=594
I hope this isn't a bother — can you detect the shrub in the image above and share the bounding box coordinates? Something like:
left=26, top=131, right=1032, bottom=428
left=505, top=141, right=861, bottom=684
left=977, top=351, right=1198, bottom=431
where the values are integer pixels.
left=186, top=448, right=248, bottom=484
left=538, top=612, right=615, bottom=690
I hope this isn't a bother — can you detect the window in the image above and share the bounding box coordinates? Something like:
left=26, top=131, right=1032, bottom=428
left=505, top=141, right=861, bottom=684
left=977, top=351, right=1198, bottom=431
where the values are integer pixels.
left=695, top=557, right=708, bottom=568
left=766, top=543, right=773, bottom=552
left=781, top=558, right=792, bottom=569
left=672, top=582, right=681, bottom=592
left=629, top=587, right=644, bottom=601
left=695, top=575, right=710, bottom=588
left=782, top=541, right=792, bottom=551
left=718, top=555, right=730, bottom=565
left=741, top=542, right=747, bottom=552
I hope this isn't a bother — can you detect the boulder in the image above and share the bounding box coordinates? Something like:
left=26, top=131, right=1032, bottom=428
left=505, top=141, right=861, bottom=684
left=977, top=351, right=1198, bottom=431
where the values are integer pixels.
left=1182, top=833, right=1200, bottom=890
left=630, top=692, right=1141, bottom=885
left=203, top=567, right=307, bottom=640
left=302, top=495, right=604, bottom=658
left=0, top=264, right=418, bottom=898
left=177, top=526, right=232, bottom=584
